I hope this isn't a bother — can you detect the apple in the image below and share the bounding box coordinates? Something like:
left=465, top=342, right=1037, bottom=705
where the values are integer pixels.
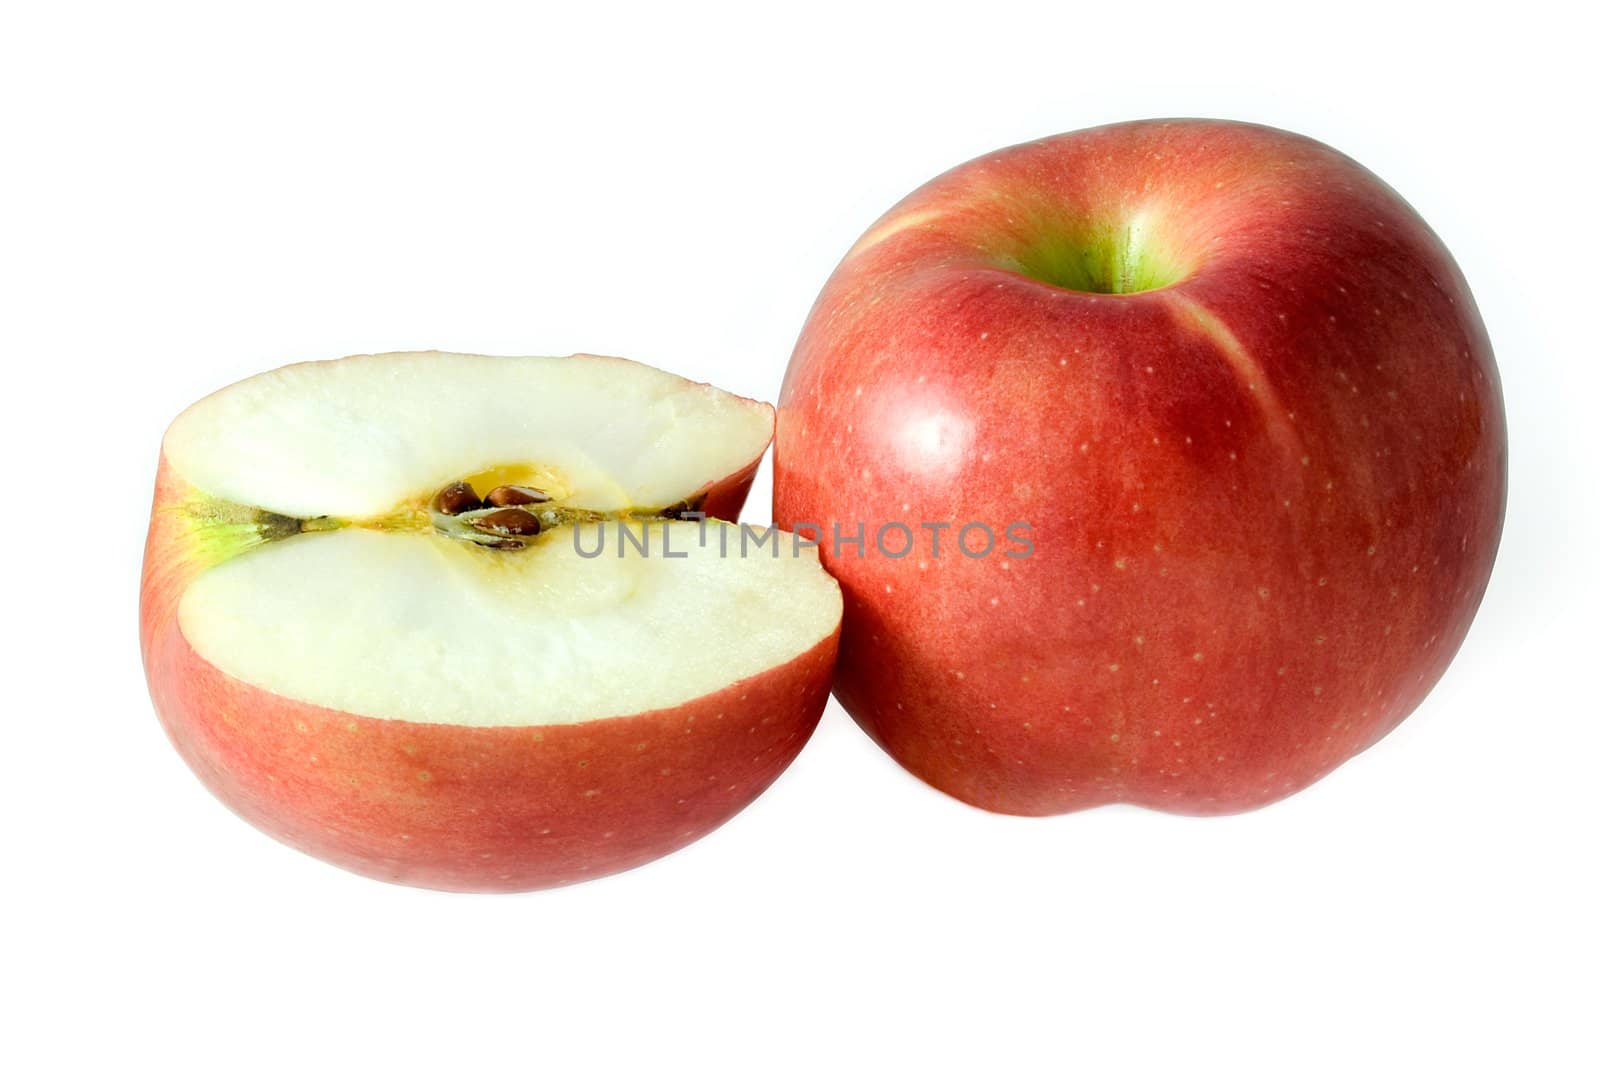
left=775, top=119, right=1505, bottom=815
left=142, top=351, right=841, bottom=891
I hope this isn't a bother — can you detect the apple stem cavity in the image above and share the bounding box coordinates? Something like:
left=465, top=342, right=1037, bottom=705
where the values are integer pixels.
left=1007, top=214, right=1190, bottom=295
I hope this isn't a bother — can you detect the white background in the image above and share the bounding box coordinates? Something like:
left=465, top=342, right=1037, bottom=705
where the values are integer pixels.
left=4, top=2, right=1595, bottom=1067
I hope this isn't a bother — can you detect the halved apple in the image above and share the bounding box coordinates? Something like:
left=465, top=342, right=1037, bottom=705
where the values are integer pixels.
left=141, top=351, right=842, bottom=892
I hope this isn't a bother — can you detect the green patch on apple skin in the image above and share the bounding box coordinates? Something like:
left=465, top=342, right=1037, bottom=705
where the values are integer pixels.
left=1006, top=211, right=1189, bottom=295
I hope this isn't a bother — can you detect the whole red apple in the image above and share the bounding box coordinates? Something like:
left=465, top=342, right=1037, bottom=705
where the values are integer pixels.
left=774, top=119, right=1505, bottom=815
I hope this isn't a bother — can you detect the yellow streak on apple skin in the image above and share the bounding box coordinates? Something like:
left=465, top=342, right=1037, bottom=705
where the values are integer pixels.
left=1164, top=291, right=1303, bottom=460
left=845, top=205, right=951, bottom=258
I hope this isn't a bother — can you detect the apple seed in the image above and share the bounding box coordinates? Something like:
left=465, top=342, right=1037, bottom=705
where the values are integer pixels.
left=484, top=484, right=552, bottom=507
left=432, top=480, right=482, bottom=515
left=658, top=500, right=702, bottom=520
left=472, top=507, right=543, bottom=537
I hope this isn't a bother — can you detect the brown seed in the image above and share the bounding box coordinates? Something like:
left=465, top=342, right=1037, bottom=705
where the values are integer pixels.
left=483, top=537, right=526, bottom=551
left=432, top=480, right=481, bottom=515
left=472, top=507, right=542, bottom=537
left=658, top=500, right=702, bottom=521
left=484, top=484, right=551, bottom=507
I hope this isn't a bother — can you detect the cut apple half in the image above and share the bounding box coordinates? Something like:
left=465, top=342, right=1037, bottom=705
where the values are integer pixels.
left=141, top=351, right=841, bottom=892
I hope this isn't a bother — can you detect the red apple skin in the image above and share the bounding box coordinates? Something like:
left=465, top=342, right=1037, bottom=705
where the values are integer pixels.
left=775, top=119, right=1505, bottom=816
left=696, top=455, right=761, bottom=521
left=142, top=459, right=835, bottom=891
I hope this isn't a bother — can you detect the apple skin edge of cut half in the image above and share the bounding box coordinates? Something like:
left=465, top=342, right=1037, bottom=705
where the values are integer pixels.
left=140, top=353, right=842, bottom=893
